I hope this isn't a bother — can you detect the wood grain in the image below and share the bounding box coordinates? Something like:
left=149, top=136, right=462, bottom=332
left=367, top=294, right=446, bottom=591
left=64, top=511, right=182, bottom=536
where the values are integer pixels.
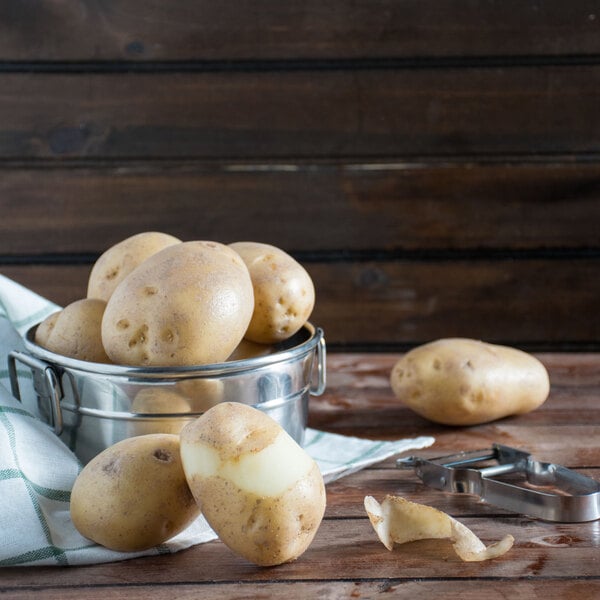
left=2, top=67, right=600, bottom=159
left=1, top=518, right=598, bottom=584
left=1, top=580, right=598, bottom=600
left=1, top=161, right=599, bottom=254
left=1, top=1, right=599, bottom=61
left=3, top=257, right=599, bottom=349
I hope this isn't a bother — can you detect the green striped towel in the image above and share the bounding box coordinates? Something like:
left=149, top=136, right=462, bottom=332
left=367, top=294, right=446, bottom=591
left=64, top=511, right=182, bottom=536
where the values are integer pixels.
left=0, top=273, right=434, bottom=566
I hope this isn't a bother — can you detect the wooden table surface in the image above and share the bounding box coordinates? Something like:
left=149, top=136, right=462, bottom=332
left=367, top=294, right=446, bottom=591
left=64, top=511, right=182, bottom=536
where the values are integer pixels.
left=1, top=352, right=599, bottom=599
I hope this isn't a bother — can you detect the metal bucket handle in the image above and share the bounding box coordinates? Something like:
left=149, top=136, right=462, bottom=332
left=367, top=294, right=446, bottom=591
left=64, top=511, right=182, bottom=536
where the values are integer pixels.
left=310, top=332, right=327, bottom=396
left=8, top=350, right=64, bottom=435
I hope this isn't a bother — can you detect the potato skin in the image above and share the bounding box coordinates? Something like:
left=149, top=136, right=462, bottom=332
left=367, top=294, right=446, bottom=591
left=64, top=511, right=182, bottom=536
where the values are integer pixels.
left=390, top=338, right=550, bottom=426
left=101, top=241, right=254, bottom=366
left=229, top=241, right=315, bottom=344
left=180, top=402, right=326, bottom=566
left=87, top=231, right=181, bottom=302
left=129, top=387, right=192, bottom=436
left=34, top=298, right=110, bottom=363
left=70, top=434, right=201, bottom=552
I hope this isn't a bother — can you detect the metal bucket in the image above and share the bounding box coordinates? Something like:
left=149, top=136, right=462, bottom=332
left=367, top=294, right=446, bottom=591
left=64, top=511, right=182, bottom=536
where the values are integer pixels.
left=8, top=323, right=326, bottom=464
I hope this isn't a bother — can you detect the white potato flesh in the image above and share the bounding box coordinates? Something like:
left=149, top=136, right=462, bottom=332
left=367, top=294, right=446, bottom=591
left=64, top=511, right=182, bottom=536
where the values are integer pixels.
left=181, top=428, right=315, bottom=498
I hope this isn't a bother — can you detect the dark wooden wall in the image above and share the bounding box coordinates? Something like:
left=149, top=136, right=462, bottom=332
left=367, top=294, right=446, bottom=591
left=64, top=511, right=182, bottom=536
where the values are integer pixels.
left=1, top=1, right=599, bottom=351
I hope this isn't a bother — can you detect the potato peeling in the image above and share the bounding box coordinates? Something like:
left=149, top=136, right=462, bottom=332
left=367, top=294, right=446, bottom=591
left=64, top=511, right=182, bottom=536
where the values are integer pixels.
left=364, top=495, right=514, bottom=562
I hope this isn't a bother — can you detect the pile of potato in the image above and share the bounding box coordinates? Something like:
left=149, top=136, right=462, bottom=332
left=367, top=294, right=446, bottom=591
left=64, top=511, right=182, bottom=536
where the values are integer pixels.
left=35, top=231, right=316, bottom=367
left=43, top=233, right=324, bottom=565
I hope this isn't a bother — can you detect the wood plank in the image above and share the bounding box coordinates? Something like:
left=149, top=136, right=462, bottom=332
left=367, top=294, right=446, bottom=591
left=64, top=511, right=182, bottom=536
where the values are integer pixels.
left=0, top=351, right=597, bottom=594
left=1, top=66, right=600, bottom=159
left=1, top=518, right=599, bottom=584
left=311, top=259, right=600, bottom=348
left=1, top=1, right=599, bottom=61
left=2, top=258, right=599, bottom=348
left=1, top=580, right=598, bottom=600
left=1, top=161, right=600, bottom=254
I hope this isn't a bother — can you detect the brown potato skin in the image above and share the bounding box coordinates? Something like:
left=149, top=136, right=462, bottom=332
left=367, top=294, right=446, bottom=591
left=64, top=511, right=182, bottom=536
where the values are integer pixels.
left=390, top=338, right=550, bottom=426
left=70, top=434, right=201, bottom=552
left=101, top=241, right=254, bottom=366
left=194, top=462, right=325, bottom=566
left=34, top=298, right=110, bottom=363
left=180, top=403, right=326, bottom=566
left=128, top=387, right=192, bottom=436
left=229, top=241, right=315, bottom=344
left=87, top=231, right=181, bottom=302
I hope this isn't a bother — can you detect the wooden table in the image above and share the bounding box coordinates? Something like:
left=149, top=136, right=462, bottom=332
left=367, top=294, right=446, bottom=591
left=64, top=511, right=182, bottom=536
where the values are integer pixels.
left=2, top=352, right=599, bottom=599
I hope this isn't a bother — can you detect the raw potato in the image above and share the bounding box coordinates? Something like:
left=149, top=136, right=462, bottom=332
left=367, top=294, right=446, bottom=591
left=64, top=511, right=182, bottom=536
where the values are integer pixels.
left=129, top=387, right=193, bottom=436
left=174, top=378, right=225, bottom=413
left=227, top=338, right=275, bottom=361
left=34, top=298, right=111, bottom=363
left=390, top=338, right=550, bottom=426
left=180, top=402, right=326, bottom=566
left=229, top=241, right=315, bottom=344
left=33, top=311, right=60, bottom=347
left=102, top=241, right=254, bottom=366
left=70, top=434, right=201, bottom=552
left=364, top=495, right=514, bottom=562
left=87, top=231, right=181, bottom=302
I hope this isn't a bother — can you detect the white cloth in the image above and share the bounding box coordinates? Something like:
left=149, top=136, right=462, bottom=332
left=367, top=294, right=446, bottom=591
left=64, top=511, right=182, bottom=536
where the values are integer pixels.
left=0, top=274, right=434, bottom=566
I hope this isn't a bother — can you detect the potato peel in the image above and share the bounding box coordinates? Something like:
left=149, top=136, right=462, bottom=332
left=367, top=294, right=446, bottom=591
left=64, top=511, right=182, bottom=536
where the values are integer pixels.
left=364, top=495, right=514, bottom=562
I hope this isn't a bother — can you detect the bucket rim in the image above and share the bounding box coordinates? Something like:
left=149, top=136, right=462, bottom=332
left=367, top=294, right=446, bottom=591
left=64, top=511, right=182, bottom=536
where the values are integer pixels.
left=23, top=322, right=324, bottom=379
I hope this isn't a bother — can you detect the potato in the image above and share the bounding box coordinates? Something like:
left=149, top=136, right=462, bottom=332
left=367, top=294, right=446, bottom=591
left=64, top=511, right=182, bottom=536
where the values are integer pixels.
left=229, top=241, right=315, bottom=344
left=129, top=387, right=192, bottom=436
left=70, top=434, right=201, bottom=552
left=34, top=310, right=60, bottom=347
left=101, top=241, right=254, bottom=366
left=226, top=338, right=275, bottom=362
left=87, top=231, right=181, bottom=302
left=180, top=402, right=326, bottom=566
left=390, top=338, right=550, bottom=426
left=174, top=378, right=225, bottom=413
left=34, top=298, right=111, bottom=363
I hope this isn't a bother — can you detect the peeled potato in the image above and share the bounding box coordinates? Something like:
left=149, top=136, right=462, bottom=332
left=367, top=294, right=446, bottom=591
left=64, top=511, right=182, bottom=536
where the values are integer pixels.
left=102, top=241, right=254, bottom=366
left=70, top=434, right=201, bottom=552
left=390, top=338, right=550, bottom=426
left=87, top=231, right=181, bottom=302
left=180, top=402, right=326, bottom=566
left=34, top=298, right=110, bottom=363
left=229, top=241, right=315, bottom=344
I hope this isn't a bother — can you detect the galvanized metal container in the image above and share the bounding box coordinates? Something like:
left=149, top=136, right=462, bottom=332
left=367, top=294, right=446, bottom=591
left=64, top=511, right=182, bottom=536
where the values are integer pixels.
left=9, top=323, right=326, bottom=464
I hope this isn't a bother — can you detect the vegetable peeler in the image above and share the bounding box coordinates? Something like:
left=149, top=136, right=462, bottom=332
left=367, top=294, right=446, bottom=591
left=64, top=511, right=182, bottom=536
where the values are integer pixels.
left=397, top=444, right=600, bottom=522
